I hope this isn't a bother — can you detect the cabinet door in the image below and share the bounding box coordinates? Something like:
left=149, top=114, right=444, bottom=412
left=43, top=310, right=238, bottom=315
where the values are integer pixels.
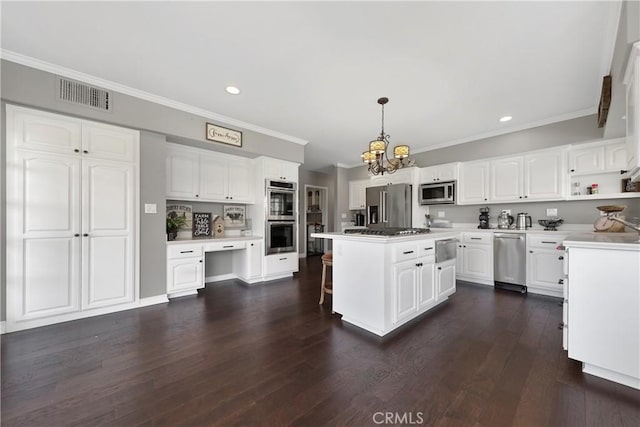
left=246, top=241, right=263, bottom=279
left=167, top=257, right=204, bottom=293
left=82, top=123, right=137, bottom=162
left=437, top=260, right=456, bottom=299
left=569, top=146, right=604, bottom=175
left=392, top=260, right=418, bottom=323
left=280, top=161, right=299, bottom=182
left=458, top=161, right=489, bottom=204
left=462, top=244, right=492, bottom=280
left=166, top=149, right=199, bottom=199
left=456, top=244, right=464, bottom=275
left=420, top=166, right=438, bottom=183
left=604, top=141, right=628, bottom=172
left=82, top=161, right=135, bottom=309
left=437, top=163, right=458, bottom=181
left=418, top=261, right=436, bottom=310
left=228, top=157, right=254, bottom=203
left=200, top=155, right=227, bottom=201
left=8, top=151, right=82, bottom=323
left=527, top=249, right=563, bottom=289
left=524, top=150, right=564, bottom=200
left=8, top=106, right=82, bottom=155
left=626, top=59, right=638, bottom=173
left=348, top=179, right=367, bottom=210
left=490, top=156, right=523, bottom=201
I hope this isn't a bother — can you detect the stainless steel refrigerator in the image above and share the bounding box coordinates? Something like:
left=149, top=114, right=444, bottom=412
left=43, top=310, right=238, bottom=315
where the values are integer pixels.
left=366, top=184, right=412, bottom=228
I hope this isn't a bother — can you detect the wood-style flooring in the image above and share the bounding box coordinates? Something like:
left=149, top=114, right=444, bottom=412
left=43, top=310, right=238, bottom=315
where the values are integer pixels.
left=2, top=256, right=639, bottom=426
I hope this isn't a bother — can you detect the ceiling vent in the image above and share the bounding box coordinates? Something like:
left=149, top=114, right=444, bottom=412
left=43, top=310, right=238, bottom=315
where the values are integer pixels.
left=57, top=77, right=111, bottom=112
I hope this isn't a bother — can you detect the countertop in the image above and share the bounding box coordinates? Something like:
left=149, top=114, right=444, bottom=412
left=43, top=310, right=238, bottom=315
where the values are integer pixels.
left=564, top=232, right=640, bottom=251
left=311, top=231, right=460, bottom=243
left=166, top=236, right=263, bottom=245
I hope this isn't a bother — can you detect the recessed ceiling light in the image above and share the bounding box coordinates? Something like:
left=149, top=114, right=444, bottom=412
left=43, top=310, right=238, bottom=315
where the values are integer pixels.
left=225, top=86, right=241, bottom=95
left=499, top=116, right=512, bottom=122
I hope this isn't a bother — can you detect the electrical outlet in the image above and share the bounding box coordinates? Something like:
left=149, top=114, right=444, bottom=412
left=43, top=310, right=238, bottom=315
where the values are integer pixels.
left=546, top=208, right=558, bottom=217
left=438, top=211, right=445, bottom=218
left=341, top=213, right=347, bottom=219
left=144, top=203, right=157, bottom=214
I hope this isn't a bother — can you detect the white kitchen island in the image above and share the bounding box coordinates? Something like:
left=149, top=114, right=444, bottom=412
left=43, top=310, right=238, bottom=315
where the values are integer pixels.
left=311, top=231, right=459, bottom=337
left=563, top=232, right=640, bottom=389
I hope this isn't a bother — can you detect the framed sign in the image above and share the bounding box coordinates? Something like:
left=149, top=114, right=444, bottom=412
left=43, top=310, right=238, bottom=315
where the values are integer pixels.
left=193, top=212, right=212, bottom=238
left=206, top=123, right=242, bottom=147
left=224, top=205, right=246, bottom=227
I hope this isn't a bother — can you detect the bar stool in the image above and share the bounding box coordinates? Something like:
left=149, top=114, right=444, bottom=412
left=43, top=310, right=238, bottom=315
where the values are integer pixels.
left=319, top=251, right=333, bottom=305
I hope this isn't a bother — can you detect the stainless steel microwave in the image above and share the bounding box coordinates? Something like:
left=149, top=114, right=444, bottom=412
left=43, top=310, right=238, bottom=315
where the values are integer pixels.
left=419, top=181, right=456, bottom=205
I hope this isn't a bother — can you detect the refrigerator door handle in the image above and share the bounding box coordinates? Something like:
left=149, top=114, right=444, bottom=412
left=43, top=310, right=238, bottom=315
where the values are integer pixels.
left=382, top=191, right=388, bottom=223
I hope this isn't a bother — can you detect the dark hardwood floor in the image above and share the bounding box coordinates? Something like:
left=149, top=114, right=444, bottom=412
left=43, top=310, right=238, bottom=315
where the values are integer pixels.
left=2, top=256, right=639, bottom=426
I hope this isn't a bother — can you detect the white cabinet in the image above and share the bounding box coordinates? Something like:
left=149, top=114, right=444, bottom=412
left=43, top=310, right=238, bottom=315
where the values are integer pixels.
left=6, top=105, right=139, bottom=332
left=263, top=157, right=299, bottom=182
left=392, top=259, right=419, bottom=324
left=489, top=150, right=565, bottom=202
left=348, top=179, right=368, bottom=210
left=166, top=143, right=254, bottom=203
left=263, top=252, right=299, bottom=279
left=167, top=256, right=204, bottom=294
left=418, top=261, right=436, bottom=310
left=232, top=239, right=263, bottom=283
left=458, top=161, right=490, bottom=204
left=436, top=259, right=456, bottom=299
left=420, top=162, right=459, bottom=183
left=568, top=139, right=627, bottom=175
left=490, top=156, right=523, bottom=201
left=456, top=232, right=493, bottom=285
left=370, top=167, right=417, bottom=186
left=526, top=234, right=567, bottom=297
left=624, top=43, right=640, bottom=182
left=564, top=243, right=640, bottom=390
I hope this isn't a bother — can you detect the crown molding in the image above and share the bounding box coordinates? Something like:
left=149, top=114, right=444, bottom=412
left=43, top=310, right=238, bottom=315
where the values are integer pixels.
left=0, top=50, right=308, bottom=146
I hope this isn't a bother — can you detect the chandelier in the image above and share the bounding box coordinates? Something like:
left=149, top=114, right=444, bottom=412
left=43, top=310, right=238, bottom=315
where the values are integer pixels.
left=361, top=97, right=412, bottom=175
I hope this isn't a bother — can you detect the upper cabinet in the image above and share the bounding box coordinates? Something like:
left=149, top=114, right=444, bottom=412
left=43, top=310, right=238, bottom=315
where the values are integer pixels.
left=8, top=106, right=137, bottom=163
left=420, top=162, right=459, bottom=183
left=370, top=167, right=417, bottom=186
left=458, top=161, right=490, bottom=204
left=166, top=143, right=254, bottom=203
left=460, top=148, right=565, bottom=205
left=348, top=179, right=368, bottom=210
left=624, top=42, right=640, bottom=183
left=263, top=157, right=299, bottom=182
left=568, top=138, right=627, bottom=176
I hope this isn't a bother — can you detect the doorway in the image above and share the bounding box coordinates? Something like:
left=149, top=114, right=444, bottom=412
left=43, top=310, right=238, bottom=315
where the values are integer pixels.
left=303, top=185, right=328, bottom=257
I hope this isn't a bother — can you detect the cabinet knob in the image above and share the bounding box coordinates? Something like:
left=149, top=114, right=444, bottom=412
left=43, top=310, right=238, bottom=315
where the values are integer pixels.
left=74, top=149, right=80, bottom=153
left=570, top=169, right=575, bottom=173
left=251, top=243, right=254, bottom=246
left=524, top=195, right=528, bottom=198
left=519, top=196, right=523, bottom=199
left=83, top=150, right=88, bottom=154
left=463, top=245, right=466, bottom=248
left=199, top=260, right=203, bottom=263
left=484, top=198, right=487, bottom=201
left=195, top=194, right=199, bottom=198
left=229, top=197, right=233, bottom=200
left=83, top=233, right=89, bottom=237
left=529, top=250, right=533, bottom=253
left=558, top=279, right=564, bottom=284
left=74, top=233, right=80, bottom=237
left=438, top=267, right=442, bottom=270
left=558, top=322, right=566, bottom=330
left=558, top=256, right=564, bottom=260
left=225, top=196, right=229, bottom=199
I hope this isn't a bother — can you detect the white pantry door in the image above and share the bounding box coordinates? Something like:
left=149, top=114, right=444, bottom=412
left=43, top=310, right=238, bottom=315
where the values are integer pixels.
left=82, top=160, right=136, bottom=309
left=8, top=150, right=82, bottom=324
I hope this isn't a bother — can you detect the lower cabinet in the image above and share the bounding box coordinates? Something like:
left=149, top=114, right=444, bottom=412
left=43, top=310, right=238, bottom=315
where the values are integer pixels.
left=167, top=257, right=204, bottom=294
left=436, top=259, right=456, bottom=299
left=456, top=232, right=493, bottom=285
left=263, top=252, right=299, bottom=279
left=392, top=259, right=420, bottom=324
left=526, top=234, right=567, bottom=297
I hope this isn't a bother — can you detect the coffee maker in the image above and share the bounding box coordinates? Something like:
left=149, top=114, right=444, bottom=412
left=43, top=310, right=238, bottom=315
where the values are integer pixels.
left=478, top=207, right=490, bottom=229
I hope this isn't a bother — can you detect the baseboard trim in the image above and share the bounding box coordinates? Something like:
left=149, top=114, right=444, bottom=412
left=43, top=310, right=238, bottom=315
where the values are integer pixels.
left=0, top=321, right=6, bottom=335
left=139, top=295, right=169, bottom=307
left=205, top=273, right=237, bottom=283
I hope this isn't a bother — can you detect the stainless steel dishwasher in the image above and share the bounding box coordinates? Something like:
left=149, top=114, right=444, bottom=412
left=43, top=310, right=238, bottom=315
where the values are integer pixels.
left=493, top=233, right=526, bottom=293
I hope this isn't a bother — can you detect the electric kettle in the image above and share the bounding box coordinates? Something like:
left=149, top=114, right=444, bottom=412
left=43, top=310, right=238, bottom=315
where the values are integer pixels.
left=497, top=211, right=514, bottom=229
left=516, top=213, right=532, bottom=230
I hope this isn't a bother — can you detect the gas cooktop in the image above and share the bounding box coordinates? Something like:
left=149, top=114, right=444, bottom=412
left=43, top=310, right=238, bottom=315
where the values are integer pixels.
left=344, top=227, right=431, bottom=236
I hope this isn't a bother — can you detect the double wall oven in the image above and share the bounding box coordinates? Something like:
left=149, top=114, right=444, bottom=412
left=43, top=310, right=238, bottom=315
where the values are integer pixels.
left=265, top=180, right=297, bottom=255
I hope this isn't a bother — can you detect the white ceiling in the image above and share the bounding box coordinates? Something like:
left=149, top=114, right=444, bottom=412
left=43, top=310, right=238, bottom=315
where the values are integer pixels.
left=1, top=1, right=621, bottom=172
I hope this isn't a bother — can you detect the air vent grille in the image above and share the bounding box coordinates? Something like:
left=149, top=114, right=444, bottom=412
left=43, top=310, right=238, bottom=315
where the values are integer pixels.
left=57, top=77, right=111, bottom=111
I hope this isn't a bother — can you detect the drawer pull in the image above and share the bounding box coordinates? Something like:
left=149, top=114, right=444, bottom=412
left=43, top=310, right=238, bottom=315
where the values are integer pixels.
left=541, top=241, right=557, bottom=244
left=223, top=245, right=234, bottom=248
left=558, top=256, right=564, bottom=260
left=470, top=237, right=482, bottom=240
left=424, top=247, right=433, bottom=251
left=558, top=279, right=564, bottom=285
left=403, top=250, right=414, bottom=255
left=279, top=257, right=287, bottom=261
left=180, top=250, right=194, bottom=254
